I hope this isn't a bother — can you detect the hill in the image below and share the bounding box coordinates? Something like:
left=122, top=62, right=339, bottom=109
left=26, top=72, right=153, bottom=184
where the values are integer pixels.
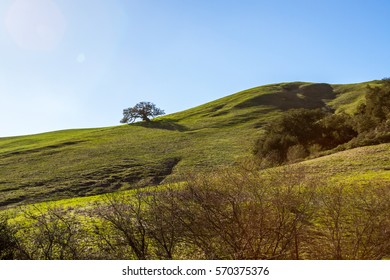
left=0, top=80, right=382, bottom=208
left=6, top=142, right=390, bottom=211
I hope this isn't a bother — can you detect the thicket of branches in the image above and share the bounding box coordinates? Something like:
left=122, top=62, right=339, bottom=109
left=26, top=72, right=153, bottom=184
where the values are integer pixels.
left=1, top=166, right=389, bottom=260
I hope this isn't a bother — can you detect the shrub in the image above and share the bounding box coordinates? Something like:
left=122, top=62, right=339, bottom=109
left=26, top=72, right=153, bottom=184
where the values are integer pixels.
left=355, top=78, right=390, bottom=132
left=0, top=214, right=16, bottom=260
left=309, top=184, right=390, bottom=259
left=254, top=108, right=358, bottom=165
left=6, top=166, right=390, bottom=260
left=287, top=144, right=309, bottom=162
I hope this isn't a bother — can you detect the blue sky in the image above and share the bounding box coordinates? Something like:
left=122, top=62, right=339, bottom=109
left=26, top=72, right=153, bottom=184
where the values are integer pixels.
left=1, top=0, right=390, bottom=137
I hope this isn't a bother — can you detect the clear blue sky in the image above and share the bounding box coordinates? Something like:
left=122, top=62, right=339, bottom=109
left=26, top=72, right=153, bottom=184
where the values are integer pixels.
left=1, top=0, right=390, bottom=137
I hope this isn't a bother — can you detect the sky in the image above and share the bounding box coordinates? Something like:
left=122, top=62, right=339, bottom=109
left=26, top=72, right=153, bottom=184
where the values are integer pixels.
left=1, top=0, right=390, bottom=137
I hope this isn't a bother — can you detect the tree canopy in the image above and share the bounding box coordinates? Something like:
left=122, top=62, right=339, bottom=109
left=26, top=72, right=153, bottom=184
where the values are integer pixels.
left=120, top=102, right=165, bottom=124
left=254, top=108, right=357, bottom=164
left=355, top=78, right=390, bottom=132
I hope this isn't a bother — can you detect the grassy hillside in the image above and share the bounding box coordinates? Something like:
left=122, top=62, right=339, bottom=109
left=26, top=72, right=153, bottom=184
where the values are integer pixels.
left=0, top=81, right=382, bottom=208
left=2, top=141, right=389, bottom=260
left=6, top=142, right=390, bottom=212
left=297, top=143, right=390, bottom=184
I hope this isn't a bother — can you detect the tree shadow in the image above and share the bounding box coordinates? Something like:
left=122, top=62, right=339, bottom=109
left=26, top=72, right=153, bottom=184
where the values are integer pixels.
left=132, top=119, right=189, bottom=132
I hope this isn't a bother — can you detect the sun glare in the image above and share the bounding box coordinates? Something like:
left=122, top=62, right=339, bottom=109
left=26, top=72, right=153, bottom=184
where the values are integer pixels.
left=5, top=0, right=66, bottom=51
left=76, top=53, right=86, bottom=63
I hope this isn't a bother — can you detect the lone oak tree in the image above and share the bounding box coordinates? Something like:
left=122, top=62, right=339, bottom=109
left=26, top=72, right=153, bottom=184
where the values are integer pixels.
left=120, top=102, right=165, bottom=124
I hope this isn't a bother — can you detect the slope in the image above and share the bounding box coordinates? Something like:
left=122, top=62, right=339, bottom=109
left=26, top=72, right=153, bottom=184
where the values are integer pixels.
left=0, top=81, right=380, bottom=208
left=5, top=142, right=390, bottom=214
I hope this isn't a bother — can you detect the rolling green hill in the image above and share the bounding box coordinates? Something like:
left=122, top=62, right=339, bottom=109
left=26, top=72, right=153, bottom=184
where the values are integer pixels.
left=0, top=80, right=383, bottom=208
left=6, top=142, right=390, bottom=213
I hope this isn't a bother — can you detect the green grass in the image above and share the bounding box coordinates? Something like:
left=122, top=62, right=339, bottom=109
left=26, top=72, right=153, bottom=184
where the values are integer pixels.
left=0, top=80, right=384, bottom=208
left=297, top=143, right=390, bottom=184
left=330, top=80, right=381, bottom=114
left=4, top=142, right=389, bottom=228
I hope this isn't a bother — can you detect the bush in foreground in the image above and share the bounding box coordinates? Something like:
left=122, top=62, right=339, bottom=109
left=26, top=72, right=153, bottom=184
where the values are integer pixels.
left=4, top=165, right=389, bottom=260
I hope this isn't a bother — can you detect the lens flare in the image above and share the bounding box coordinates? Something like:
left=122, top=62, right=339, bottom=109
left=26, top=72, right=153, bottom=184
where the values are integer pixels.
left=76, top=53, right=86, bottom=63
left=5, top=0, right=67, bottom=51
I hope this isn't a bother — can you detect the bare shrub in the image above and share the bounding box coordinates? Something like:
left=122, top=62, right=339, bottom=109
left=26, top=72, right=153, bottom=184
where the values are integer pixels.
left=6, top=166, right=388, bottom=260
left=91, top=187, right=186, bottom=260
left=309, top=183, right=390, bottom=259
left=13, top=206, right=88, bottom=260
left=92, top=192, right=149, bottom=259
left=287, top=144, right=308, bottom=162
left=142, top=187, right=184, bottom=259
left=0, top=213, right=17, bottom=260
left=170, top=166, right=320, bottom=259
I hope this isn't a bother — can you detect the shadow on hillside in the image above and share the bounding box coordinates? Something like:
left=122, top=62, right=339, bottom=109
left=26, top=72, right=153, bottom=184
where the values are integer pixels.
left=1, top=140, right=88, bottom=158
left=210, top=108, right=276, bottom=128
left=235, top=83, right=336, bottom=110
left=132, top=119, right=188, bottom=132
left=0, top=157, right=183, bottom=209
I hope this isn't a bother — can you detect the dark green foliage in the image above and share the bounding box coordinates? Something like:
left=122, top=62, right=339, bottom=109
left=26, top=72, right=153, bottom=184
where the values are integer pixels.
left=0, top=215, right=16, bottom=260
left=340, top=78, right=390, bottom=148
left=120, top=102, right=165, bottom=124
left=271, top=109, right=326, bottom=144
left=355, top=78, right=390, bottom=132
left=318, top=113, right=358, bottom=149
left=365, top=79, right=390, bottom=122
left=254, top=108, right=357, bottom=164
left=254, top=109, right=325, bottom=163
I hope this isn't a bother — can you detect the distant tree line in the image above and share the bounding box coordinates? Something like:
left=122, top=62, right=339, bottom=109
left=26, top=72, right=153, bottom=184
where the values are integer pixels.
left=254, top=78, right=390, bottom=165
